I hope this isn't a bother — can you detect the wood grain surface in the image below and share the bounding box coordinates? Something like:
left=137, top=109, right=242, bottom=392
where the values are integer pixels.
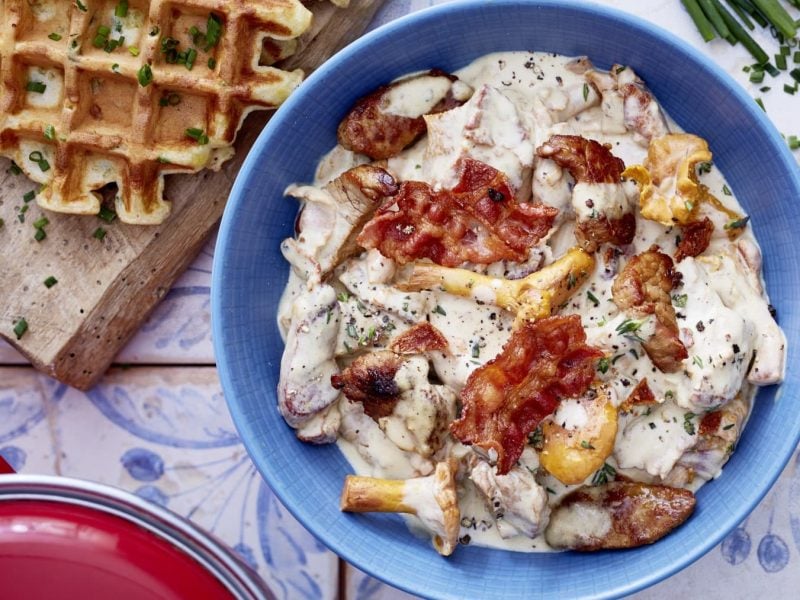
left=0, top=0, right=384, bottom=390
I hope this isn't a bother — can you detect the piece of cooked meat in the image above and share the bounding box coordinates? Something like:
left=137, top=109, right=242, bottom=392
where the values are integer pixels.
left=536, top=135, right=635, bottom=251
left=470, top=458, right=551, bottom=539
left=389, top=322, right=450, bottom=355
left=331, top=350, right=403, bottom=419
left=337, top=69, right=470, bottom=160
left=611, top=247, right=688, bottom=372
left=536, top=135, right=624, bottom=184
left=278, top=285, right=342, bottom=429
left=545, top=481, right=695, bottom=550
left=282, top=165, right=399, bottom=282
left=675, top=217, right=714, bottom=262
left=586, top=65, right=669, bottom=142
left=357, top=158, right=558, bottom=266
left=449, top=314, right=604, bottom=475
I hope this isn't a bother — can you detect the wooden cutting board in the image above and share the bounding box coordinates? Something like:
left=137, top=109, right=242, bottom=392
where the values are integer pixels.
left=0, top=0, right=384, bottom=390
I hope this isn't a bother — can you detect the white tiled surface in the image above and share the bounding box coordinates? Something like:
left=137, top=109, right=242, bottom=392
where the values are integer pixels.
left=2, top=1, right=799, bottom=599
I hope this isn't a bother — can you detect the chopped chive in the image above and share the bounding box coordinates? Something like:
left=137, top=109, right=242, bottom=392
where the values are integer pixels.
left=794, top=51, right=800, bottom=63
left=34, top=228, right=46, bottom=242
left=750, top=69, right=765, bottom=82
left=115, top=0, right=128, bottom=18
left=8, top=162, right=22, bottom=175
left=582, top=82, right=589, bottom=101
left=28, top=151, right=43, bottom=162
left=759, top=85, right=771, bottom=92
left=75, top=0, right=87, bottom=11
left=185, top=127, right=209, bottom=144
left=207, top=57, right=216, bottom=69
left=0, top=218, right=4, bottom=227
left=781, top=45, right=791, bottom=55
left=189, top=26, right=200, bottom=38
left=755, top=97, right=766, bottom=111
left=764, top=62, right=779, bottom=76
left=93, top=227, right=107, bottom=240
left=185, top=47, right=197, bottom=70
left=722, top=184, right=732, bottom=195
left=751, top=0, right=797, bottom=39
left=98, top=205, right=117, bottom=223
left=791, top=68, right=800, bottom=82
left=129, top=46, right=140, bottom=56
left=586, top=290, right=600, bottom=306
left=789, top=135, right=800, bottom=150
left=98, top=25, right=111, bottom=37
left=204, top=14, right=222, bottom=50
left=683, top=0, right=717, bottom=41
left=44, top=124, right=56, bottom=141
left=137, top=64, right=153, bottom=86
left=44, top=276, right=58, bottom=288
left=26, top=81, right=46, bottom=93
left=13, top=318, right=28, bottom=340
left=150, top=26, right=160, bottom=36
left=698, top=0, right=732, bottom=40
left=32, top=216, right=49, bottom=229
left=111, top=63, right=120, bottom=73
left=48, top=32, right=63, bottom=41
left=784, top=83, right=797, bottom=94
left=724, top=0, right=754, bottom=29
left=93, top=35, right=106, bottom=48
left=776, top=53, right=787, bottom=70
left=20, top=205, right=28, bottom=215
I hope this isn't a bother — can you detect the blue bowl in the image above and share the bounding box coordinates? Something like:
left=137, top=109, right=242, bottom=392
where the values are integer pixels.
left=212, top=1, right=800, bottom=597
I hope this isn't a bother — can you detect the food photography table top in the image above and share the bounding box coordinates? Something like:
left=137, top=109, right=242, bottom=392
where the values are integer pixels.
left=1, top=0, right=799, bottom=598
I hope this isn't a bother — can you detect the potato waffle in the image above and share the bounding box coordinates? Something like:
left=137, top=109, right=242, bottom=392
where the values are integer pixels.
left=0, top=0, right=313, bottom=223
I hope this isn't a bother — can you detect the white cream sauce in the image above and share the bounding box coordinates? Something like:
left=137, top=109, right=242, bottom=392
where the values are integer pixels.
left=277, top=51, right=786, bottom=554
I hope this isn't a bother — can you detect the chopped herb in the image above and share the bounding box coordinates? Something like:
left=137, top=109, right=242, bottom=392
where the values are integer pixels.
left=776, top=53, right=788, bottom=70
left=43, top=276, right=58, bottom=288
left=722, top=184, right=732, bottom=195
left=629, top=348, right=639, bottom=359
left=683, top=412, right=697, bottom=436
left=433, top=305, right=447, bottom=316
left=471, top=341, right=481, bottom=359
left=528, top=426, right=543, bottom=447
left=616, top=318, right=644, bottom=341
left=0, top=218, right=3, bottom=228
left=597, top=356, right=610, bottom=374
left=724, top=215, right=750, bottom=230
left=672, top=293, right=688, bottom=308
left=75, top=0, right=87, bottom=11
left=611, top=353, right=625, bottom=364
left=156, top=156, right=169, bottom=164
left=591, top=462, right=616, bottom=486
left=129, top=46, right=140, bottom=57
left=546, top=487, right=556, bottom=494
left=665, top=389, right=675, bottom=400
left=185, top=127, right=209, bottom=145
left=44, top=124, right=56, bottom=141
left=8, top=162, right=22, bottom=175
left=204, top=14, right=223, bottom=50
left=693, top=355, right=704, bottom=368
left=337, top=292, right=349, bottom=302
left=697, top=161, right=712, bottom=174
left=93, top=226, right=107, bottom=240
left=648, top=422, right=656, bottom=430
left=159, top=92, right=181, bottom=107
left=791, top=68, right=800, bottom=83
left=723, top=423, right=735, bottom=431
left=26, top=81, right=46, bottom=94
left=23, top=190, right=36, bottom=203
left=684, top=200, right=694, bottom=212
left=345, top=321, right=358, bottom=339
left=208, top=57, right=216, bottom=69
left=615, top=65, right=627, bottom=74
left=32, top=216, right=49, bottom=229
left=566, top=272, right=577, bottom=289
left=111, top=63, right=120, bottom=73
left=98, top=205, right=117, bottom=223
left=150, top=26, right=160, bottom=36
left=115, top=0, right=128, bottom=18
left=755, top=97, right=766, bottom=111
left=749, top=69, right=765, bottom=83
left=586, top=290, right=599, bottom=306
left=582, top=82, right=589, bottom=101
left=13, top=318, right=28, bottom=340
left=580, top=440, right=595, bottom=450
left=28, top=151, right=49, bottom=172
left=137, top=64, right=153, bottom=86
left=185, top=47, right=197, bottom=70
left=34, top=228, right=46, bottom=242
left=48, top=32, right=63, bottom=41
left=788, top=135, right=800, bottom=150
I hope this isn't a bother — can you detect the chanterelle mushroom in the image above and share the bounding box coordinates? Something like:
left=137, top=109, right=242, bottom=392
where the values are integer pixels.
left=340, top=460, right=460, bottom=556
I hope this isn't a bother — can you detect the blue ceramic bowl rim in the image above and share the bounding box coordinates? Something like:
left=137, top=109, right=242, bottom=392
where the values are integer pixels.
left=213, top=1, right=800, bottom=598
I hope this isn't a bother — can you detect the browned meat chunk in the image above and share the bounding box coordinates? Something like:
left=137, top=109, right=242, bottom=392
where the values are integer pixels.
left=331, top=351, right=403, bottom=419
left=612, top=247, right=688, bottom=372
left=337, top=70, right=468, bottom=160
left=545, top=481, right=695, bottom=550
left=675, top=217, right=714, bottom=262
left=390, top=322, right=449, bottom=355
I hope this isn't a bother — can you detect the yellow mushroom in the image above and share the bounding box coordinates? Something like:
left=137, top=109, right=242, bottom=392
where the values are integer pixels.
left=623, top=133, right=741, bottom=229
left=397, top=247, right=595, bottom=325
left=539, top=385, right=618, bottom=485
left=340, top=460, right=460, bottom=556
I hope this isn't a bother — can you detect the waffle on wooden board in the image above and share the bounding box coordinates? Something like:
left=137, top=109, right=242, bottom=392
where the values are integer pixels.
left=0, top=0, right=313, bottom=224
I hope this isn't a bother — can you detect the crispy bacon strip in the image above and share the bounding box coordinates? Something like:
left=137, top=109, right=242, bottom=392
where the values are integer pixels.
left=390, top=323, right=449, bottom=355
left=536, top=135, right=624, bottom=184
left=536, top=135, right=634, bottom=250
left=357, top=158, right=558, bottom=266
left=337, top=70, right=466, bottom=160
left=450, top=315, right=603, bottom=475
left=619, top=378, right=657, bottom=412
left=331, top=351, right=402, bottom=419
left=612, top=247, right=688, bottom=373
left=675, top=217, right=714, bottom=262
